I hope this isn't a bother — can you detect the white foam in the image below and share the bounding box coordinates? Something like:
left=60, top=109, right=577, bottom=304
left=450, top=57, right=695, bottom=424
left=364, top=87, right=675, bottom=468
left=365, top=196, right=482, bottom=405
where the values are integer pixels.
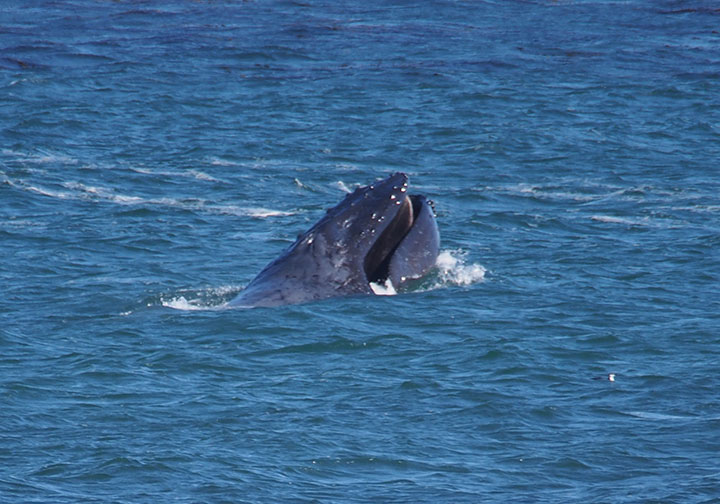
left=671, top=205, right=720, bottom=213
left=434, top=250, right=487, bottom=287
left=160, top=286, right=239, bottom=311
left=4, top=149, right=79, bottom=166
left=15, top=177, right=294, bottom=218
left=61, top=181, right=146, bottom=204
left=335, top=181, right=352, bottom=193
left=215, top=205, right=294, bottom=218
left=591, top=215, right=648, bottom=226
left=625, top=411, right=691, bottom=421
left=246, top=207, right=295, bottom=218
left=28, top=152, right=79, bottom=165
left=370, top=279, right=398, bottom=296
left=130, top=166, right=223, bottom=183
left=208, top=157, right=240, bottom=166
left=62, top=181, right=99, bottom=193
left=113, top=194, right=148, bottom=204
left=129, top=167, right=155, bottom=175
left=25, top=184, right=73, bottom=199
left=188, top=170, right=220, bottom=182
left=494, top=182, right=625, bottom=203
left=161, top=296, right=208, bottom=311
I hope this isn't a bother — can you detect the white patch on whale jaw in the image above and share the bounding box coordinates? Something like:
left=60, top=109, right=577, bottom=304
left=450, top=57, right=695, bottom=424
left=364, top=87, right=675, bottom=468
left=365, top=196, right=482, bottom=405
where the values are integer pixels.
left=369, top=278, right=397, bottom=296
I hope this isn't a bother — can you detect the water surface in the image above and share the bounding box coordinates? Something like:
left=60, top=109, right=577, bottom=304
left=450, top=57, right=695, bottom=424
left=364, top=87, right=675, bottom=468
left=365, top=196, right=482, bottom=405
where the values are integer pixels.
left=2, top=1, right=719, bottom=502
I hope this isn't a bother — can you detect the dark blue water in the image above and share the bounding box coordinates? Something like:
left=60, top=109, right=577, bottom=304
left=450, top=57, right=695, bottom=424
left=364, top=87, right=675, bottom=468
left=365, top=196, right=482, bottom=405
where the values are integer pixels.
left=2, top=1, right=720, bottom=502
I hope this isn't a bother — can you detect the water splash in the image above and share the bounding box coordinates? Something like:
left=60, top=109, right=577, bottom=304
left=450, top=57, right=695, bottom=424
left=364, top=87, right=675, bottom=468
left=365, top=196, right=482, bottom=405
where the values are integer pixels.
left=372, top=250, right=486, bottom=296
left=161, top=296, right=210, bottom=311
left=159, top=286, right=239, bottom=311
left=335, top=180, right=353, bottom=193
left=433, top=249, right=487, bottom=288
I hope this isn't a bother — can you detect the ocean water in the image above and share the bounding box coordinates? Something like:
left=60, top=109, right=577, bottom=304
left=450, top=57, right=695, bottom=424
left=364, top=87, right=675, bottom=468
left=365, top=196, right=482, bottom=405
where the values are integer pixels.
left=2, top=0, right=720, bottom=502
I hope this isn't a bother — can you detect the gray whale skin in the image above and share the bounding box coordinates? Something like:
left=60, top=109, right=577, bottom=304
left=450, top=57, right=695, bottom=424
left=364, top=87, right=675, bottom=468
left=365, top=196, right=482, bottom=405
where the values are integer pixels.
left=227, top=172, right=440, bottom=308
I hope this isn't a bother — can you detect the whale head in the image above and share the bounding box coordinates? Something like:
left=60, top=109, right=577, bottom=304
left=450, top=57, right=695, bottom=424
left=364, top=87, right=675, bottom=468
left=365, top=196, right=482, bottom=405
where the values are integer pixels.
left=228, top=172, right=440, bottom=307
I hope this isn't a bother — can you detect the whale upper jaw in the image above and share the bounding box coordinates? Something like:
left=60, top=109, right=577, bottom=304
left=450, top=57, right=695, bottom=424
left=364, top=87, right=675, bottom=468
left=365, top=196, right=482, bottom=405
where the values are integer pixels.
left=227, top=172, right=440, bottom=308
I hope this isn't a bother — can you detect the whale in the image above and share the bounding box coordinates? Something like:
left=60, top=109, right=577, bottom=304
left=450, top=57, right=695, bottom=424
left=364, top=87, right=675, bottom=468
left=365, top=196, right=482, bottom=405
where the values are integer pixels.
left=227, top=172, right=440, bottom=307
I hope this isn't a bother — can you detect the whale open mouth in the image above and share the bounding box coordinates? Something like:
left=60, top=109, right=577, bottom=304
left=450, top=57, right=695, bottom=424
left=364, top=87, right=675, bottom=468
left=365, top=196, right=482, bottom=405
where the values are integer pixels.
left=227, top=171, right=439, bottom=307
left=363, top=194, right=424, bottom=285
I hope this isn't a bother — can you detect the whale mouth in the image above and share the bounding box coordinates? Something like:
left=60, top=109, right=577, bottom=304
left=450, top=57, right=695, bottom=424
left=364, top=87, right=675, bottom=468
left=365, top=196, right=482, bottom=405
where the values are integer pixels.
left=363, top=194, right=423, bottom=285
left=227, top=171, right=439, bottom=308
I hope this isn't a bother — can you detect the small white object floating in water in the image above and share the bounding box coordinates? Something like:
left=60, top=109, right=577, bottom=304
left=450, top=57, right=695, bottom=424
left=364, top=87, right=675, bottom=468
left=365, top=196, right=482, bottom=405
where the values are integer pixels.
left=593, top=373, right=617, bottom=382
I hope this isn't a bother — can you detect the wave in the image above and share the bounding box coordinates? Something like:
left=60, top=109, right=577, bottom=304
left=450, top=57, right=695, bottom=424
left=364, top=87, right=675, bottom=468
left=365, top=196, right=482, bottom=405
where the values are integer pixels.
left=590, top=215, right=650, bottom=226
left=1, top=148, right=79, bottom=166
left=207, top=157, right=243, bottom=167
left=7, top=176, right=294, bottom=219
left=130, top=166, right=225, bottom=183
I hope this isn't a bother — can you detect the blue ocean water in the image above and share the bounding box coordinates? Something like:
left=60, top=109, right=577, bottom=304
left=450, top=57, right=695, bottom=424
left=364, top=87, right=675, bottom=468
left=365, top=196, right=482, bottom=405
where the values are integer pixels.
left=2, top=0, right=720, bottom=502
